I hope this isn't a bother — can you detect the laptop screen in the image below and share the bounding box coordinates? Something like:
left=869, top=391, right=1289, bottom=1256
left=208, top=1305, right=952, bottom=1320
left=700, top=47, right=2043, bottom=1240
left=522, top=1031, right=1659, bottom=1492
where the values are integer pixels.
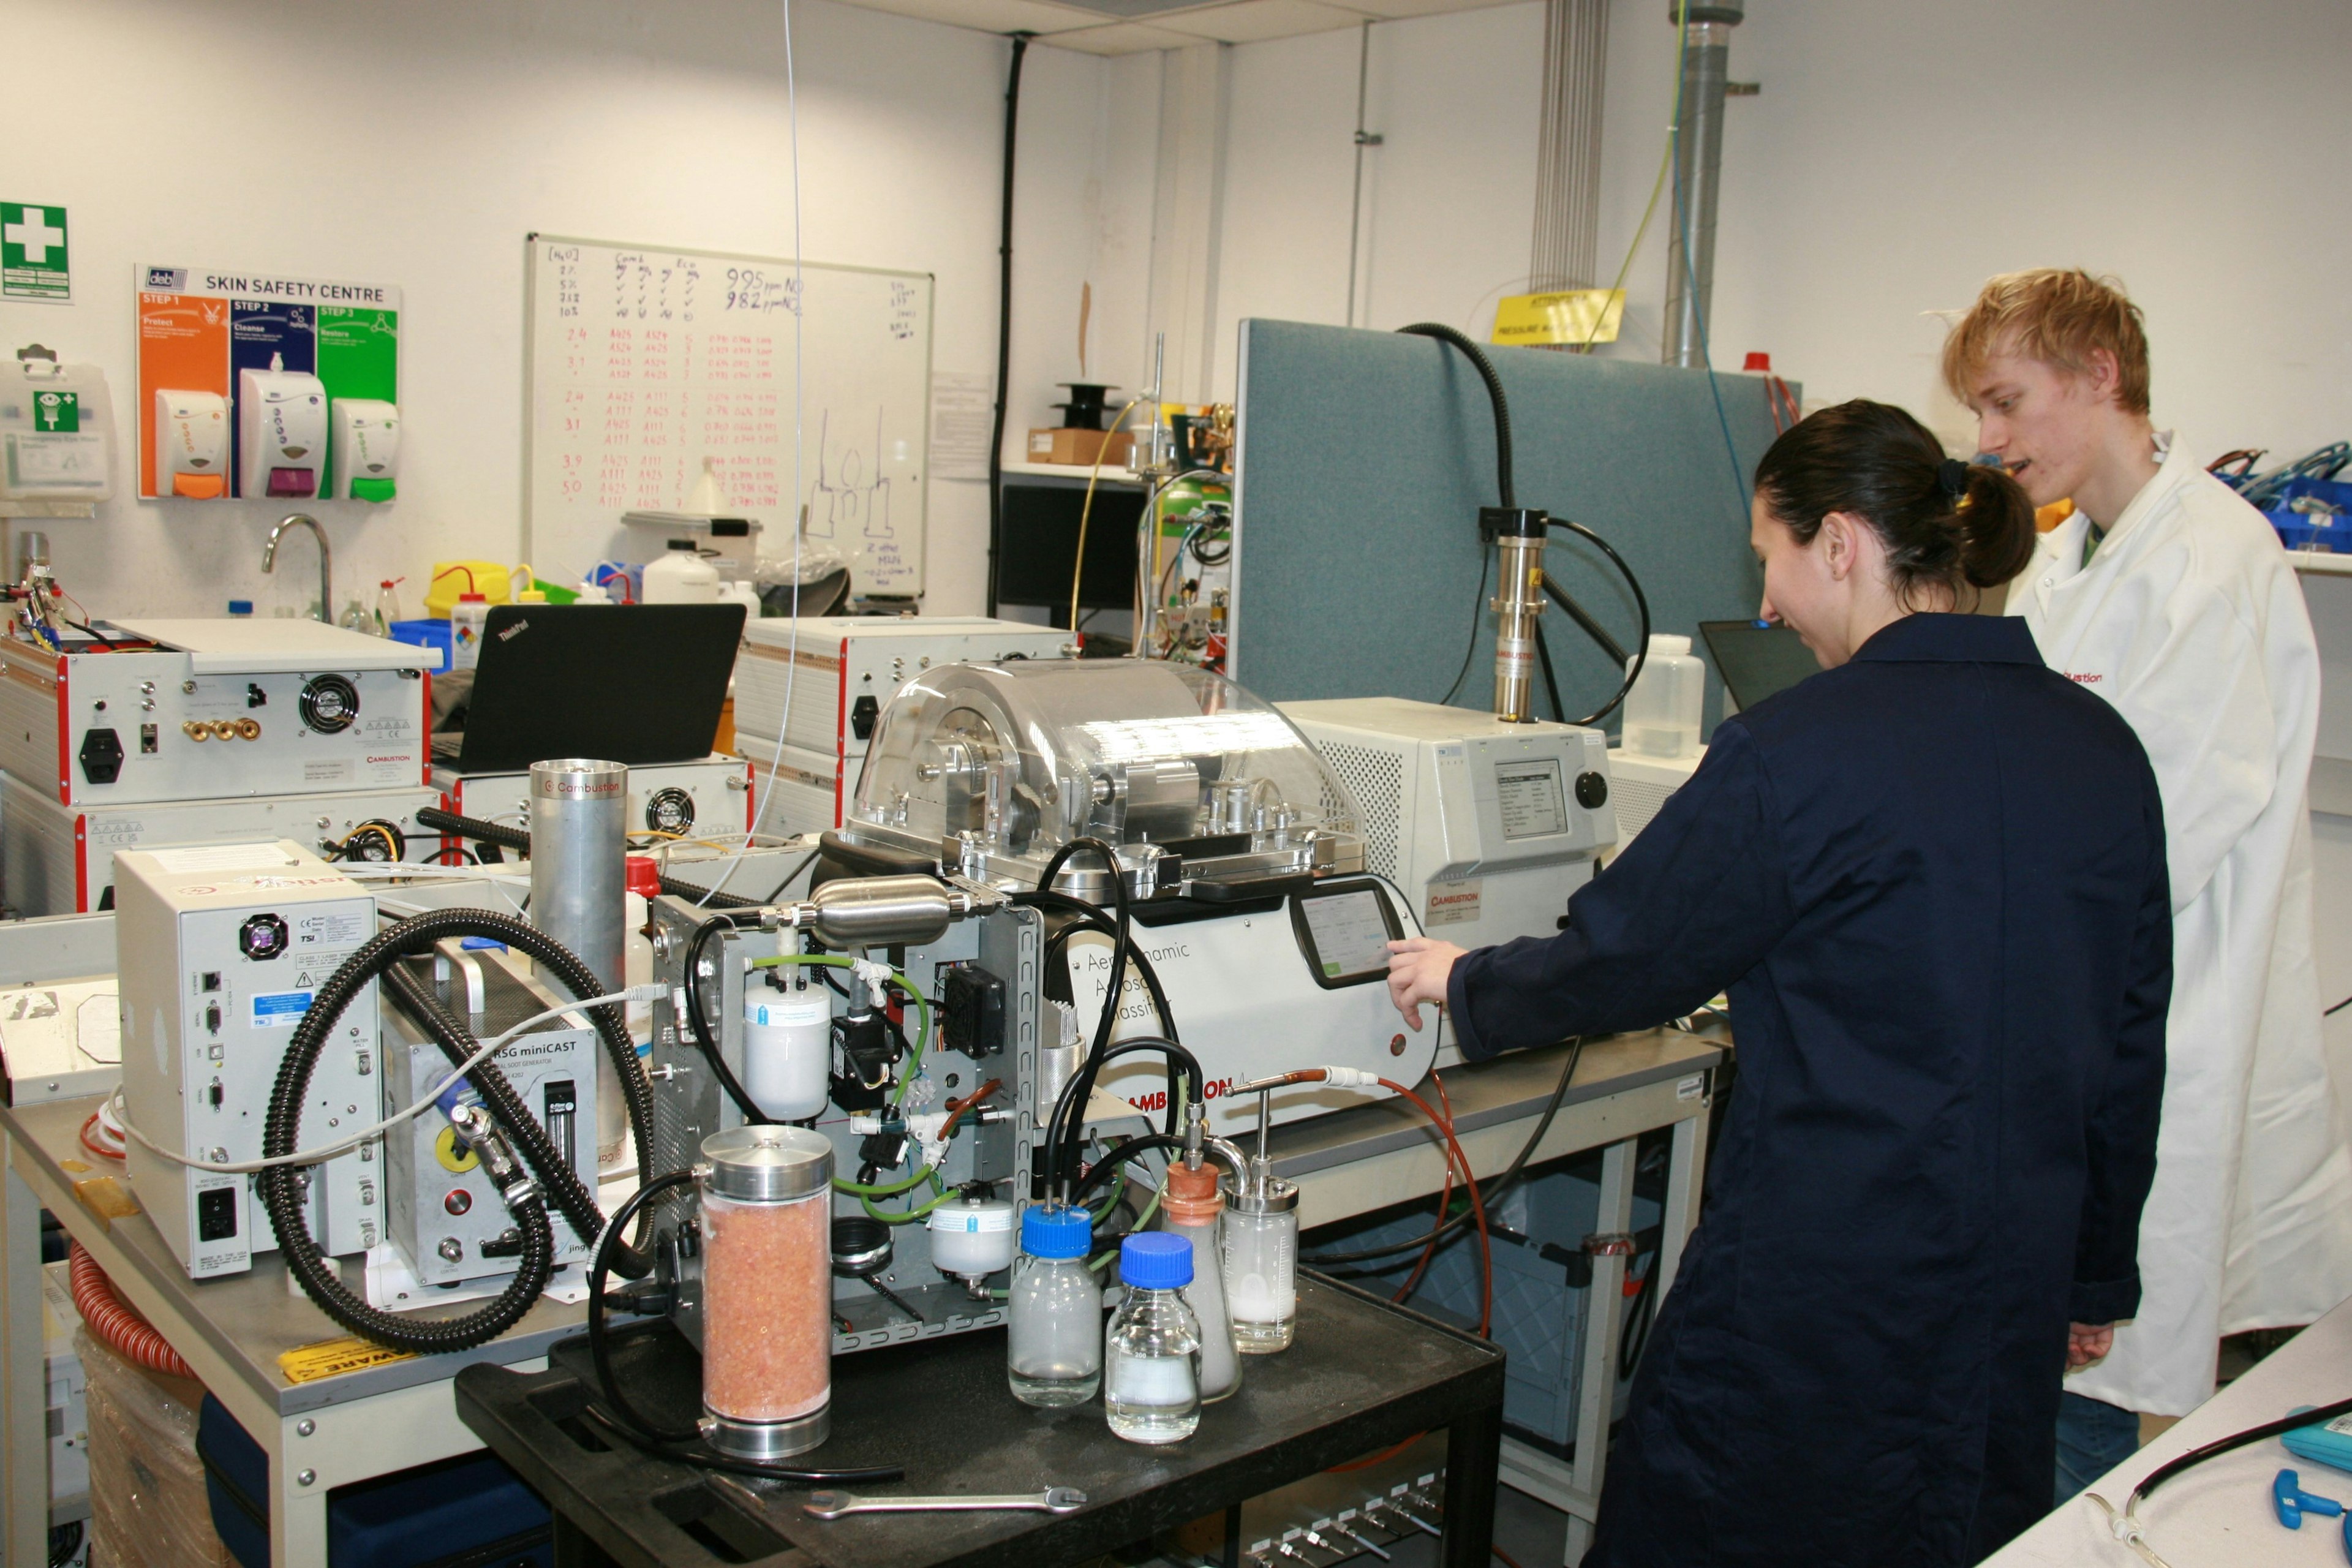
left=1697, top=620, right=1823, bottom=714
left=450, top=603, right=745, bottom=774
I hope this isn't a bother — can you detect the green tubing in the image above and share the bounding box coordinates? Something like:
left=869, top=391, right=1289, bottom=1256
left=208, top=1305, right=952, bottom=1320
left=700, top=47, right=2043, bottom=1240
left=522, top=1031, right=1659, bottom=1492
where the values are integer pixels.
left=834, top=1163, right=936, bottom=1199
left=862, top=1172, right=952, bottom=1225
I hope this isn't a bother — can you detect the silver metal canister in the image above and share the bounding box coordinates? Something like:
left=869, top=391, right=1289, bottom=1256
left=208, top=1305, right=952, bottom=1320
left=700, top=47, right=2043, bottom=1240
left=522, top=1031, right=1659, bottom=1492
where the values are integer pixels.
left=531, top=759, right=627, bottom=1159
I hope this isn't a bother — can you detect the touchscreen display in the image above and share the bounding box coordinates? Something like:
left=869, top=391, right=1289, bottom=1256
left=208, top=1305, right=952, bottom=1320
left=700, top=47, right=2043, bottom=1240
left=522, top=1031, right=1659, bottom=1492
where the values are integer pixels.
left=1496, top=758, right=1568, bottom=840
left=1300, top=889, right=1394, bottom=981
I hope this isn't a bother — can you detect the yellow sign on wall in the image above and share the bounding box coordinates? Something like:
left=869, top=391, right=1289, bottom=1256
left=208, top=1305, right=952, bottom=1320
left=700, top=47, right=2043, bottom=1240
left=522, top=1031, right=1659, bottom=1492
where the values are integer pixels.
left=1492, top=288, right=1624, bottom=347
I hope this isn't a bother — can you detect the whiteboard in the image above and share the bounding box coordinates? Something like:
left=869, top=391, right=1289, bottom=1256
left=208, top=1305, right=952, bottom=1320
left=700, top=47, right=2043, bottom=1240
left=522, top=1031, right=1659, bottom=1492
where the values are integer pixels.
left=522, top=234, right=933, bottom=597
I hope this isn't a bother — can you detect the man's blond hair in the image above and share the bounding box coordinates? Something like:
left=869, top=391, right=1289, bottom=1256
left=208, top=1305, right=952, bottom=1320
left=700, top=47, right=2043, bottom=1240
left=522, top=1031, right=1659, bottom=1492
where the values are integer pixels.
left=1940, top=269, right=2150, bottom=417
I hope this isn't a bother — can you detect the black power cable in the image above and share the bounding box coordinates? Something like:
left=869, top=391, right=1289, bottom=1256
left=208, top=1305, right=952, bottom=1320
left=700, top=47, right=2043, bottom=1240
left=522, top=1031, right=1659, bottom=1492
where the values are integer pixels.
left=681, top=913, right=774, bottom=1124
left=1545, top=521, right=1654, bottom=728
left=1031, top=839, right=1137, bottom=1197
left=983, top=32, right=1031, bottom=616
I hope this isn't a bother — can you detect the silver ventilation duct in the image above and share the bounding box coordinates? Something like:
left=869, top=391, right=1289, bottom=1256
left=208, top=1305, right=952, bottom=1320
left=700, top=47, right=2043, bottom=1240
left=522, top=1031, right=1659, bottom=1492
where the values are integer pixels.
left=1662, top=1, right=1743, bottom=368
left=1529, top=0, right=1611, bottom=311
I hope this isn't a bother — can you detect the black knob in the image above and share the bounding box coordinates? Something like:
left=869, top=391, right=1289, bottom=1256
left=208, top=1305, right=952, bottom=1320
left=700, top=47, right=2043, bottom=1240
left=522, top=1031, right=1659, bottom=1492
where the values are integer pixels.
left=1574, top=771, right=1609, bottom=810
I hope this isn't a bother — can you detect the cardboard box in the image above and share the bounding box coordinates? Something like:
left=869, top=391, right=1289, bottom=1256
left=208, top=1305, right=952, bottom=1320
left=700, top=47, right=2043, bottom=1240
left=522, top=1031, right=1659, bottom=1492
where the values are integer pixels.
left=1027, top=427, right=1133, bottom=466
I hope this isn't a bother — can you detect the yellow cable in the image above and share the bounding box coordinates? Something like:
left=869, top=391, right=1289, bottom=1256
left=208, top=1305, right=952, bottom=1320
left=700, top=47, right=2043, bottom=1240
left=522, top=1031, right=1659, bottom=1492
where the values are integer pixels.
left=1071, top=396, right=1145, bottom=636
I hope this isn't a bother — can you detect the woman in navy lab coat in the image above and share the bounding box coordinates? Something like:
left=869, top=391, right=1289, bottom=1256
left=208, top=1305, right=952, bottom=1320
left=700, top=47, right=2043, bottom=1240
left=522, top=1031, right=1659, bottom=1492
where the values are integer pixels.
left=1387, top=401, right=2170, bottom=1566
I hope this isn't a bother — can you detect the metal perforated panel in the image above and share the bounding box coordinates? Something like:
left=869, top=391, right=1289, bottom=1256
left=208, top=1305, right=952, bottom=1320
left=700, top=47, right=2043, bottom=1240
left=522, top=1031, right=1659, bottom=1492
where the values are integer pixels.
left=1316, top=740, right=1403, bottom=881
left=1611, top=776, right=1676, bottom=848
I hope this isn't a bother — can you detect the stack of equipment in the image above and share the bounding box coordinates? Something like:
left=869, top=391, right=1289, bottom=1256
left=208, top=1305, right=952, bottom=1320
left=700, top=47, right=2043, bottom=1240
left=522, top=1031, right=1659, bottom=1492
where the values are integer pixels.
left=0, top=619, right=442, bottom=912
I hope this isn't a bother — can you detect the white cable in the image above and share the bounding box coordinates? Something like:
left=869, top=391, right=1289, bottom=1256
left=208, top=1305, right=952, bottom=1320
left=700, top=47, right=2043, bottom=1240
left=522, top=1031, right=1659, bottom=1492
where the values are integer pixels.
left=703, top=0, right=805, bottom=905
left=113, top=982, right=666, bottom=1175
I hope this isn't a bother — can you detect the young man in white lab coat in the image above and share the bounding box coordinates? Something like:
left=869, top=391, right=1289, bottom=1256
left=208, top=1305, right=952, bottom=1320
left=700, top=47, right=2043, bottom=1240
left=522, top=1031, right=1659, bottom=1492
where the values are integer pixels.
left=1945, top=268, right=2352, bottom=1501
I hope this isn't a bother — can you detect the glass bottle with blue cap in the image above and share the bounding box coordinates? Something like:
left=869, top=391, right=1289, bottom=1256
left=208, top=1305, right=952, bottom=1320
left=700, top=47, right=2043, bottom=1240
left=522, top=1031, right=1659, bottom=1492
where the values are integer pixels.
left=1007, top=1204, right=1102, bottom=1408
left=1104, top=1232, right=1202, bottom=1444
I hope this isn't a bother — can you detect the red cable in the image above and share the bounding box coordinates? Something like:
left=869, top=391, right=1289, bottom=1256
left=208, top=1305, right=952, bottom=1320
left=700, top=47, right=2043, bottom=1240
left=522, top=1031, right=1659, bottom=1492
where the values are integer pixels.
left=78, top=1112, right=124, bottom=1163
left=1394, top=1078, right=1457, bottom=1305
left=1379, top=1077, right=1491, bottom=1337
left=69, top=1240, right=194, bottom=1379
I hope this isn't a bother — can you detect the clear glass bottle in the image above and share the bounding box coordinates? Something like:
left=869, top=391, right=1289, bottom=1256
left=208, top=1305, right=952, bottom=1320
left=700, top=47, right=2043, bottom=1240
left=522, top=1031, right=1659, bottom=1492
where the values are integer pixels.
left=1008, top=1205, right=1102, bottom=1408
left=1222, top=1159, right=1300, bottom=1353
left=374, top=578, right=404, bottom=634
left=1104, top=1232, right=1202, bottom=1444
left=1158, top=1159, right=1240, bottom=1400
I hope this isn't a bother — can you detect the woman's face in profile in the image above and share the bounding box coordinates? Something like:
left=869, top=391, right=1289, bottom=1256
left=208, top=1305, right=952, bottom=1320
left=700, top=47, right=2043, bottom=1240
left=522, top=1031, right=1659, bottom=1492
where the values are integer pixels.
left=1751, top=498, right=1841, bottom=669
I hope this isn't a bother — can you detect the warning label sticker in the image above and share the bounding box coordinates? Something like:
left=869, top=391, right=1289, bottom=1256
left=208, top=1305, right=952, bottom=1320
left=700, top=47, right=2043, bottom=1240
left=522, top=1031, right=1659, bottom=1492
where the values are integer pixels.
left=277, top=1335, right=416, bottom=1384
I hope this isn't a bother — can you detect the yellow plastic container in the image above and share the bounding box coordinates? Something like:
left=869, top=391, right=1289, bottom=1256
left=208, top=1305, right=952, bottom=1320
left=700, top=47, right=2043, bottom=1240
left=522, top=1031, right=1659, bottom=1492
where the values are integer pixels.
left=423, top=562, right=525, bottom=619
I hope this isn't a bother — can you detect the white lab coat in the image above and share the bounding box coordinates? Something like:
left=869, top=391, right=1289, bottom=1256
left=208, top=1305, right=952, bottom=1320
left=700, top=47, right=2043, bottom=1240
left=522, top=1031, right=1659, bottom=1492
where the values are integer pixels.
left=2010, top=435, right=2352, bottom=1416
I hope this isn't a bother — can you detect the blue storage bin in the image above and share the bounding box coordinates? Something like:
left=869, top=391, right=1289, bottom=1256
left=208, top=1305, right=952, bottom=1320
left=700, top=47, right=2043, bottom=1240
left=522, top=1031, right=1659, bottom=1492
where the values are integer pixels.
left=199, top=1394, right=552, bottom=1568
left=2266, top=477, right=2352, bottom=554
left=388, top=617, right=454, bottom=669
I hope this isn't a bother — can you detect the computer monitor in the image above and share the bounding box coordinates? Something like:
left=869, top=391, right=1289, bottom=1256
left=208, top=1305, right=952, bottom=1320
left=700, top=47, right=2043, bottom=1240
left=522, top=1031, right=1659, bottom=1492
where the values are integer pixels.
left=994, top=476, right=1145, bottom=614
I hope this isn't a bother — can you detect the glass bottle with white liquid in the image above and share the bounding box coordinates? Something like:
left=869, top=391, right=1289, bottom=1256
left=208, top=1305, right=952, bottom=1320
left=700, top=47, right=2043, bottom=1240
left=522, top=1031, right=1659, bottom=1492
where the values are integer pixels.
left=1104, top=1232, right=1202, bottom=1444
left=1006, top=1205, right=1101, bottom=1408
left=1222, top=1161, right=1300, bottom=1353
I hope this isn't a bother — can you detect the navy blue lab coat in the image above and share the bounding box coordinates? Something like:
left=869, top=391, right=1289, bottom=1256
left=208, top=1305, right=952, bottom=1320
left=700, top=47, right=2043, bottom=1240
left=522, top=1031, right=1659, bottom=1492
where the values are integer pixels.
left=1446, top=614, right=2169, bottom=1567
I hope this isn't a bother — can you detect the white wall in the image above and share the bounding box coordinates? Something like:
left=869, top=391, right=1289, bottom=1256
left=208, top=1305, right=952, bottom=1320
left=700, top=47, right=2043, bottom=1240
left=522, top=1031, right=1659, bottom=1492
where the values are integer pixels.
left=1206, top=0, right=2352, bottom=461
left=0, top=0, right=1140, bottom=622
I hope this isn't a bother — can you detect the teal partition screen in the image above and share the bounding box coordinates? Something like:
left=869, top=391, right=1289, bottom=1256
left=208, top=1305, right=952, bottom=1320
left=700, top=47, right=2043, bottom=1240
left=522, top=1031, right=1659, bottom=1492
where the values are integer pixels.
left=1229, top=319, right=1790, bottom=733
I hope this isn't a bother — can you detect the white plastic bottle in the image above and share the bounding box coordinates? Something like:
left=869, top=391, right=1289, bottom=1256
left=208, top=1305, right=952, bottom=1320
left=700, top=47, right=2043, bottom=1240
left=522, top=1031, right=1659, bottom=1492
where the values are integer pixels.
left=1621, top=633, right=1705, bottom=759
left=643, top=541, right=720, bottom=604
left=742, top=971, right=831, bottom=1120
left=451, top=593, right=489, bottom=671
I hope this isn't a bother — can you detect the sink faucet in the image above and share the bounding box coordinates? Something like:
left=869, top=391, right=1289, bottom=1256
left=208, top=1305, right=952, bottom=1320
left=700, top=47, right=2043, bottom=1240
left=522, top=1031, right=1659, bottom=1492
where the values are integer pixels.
left=263, top=514, right=331, bottom=624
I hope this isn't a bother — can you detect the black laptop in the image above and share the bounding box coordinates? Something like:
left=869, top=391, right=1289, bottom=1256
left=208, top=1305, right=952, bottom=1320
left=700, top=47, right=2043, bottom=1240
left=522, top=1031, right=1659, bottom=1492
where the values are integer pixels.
left=432, top=603, right=745, bottom=774
left=1697, top=619, right=1823, bottom=714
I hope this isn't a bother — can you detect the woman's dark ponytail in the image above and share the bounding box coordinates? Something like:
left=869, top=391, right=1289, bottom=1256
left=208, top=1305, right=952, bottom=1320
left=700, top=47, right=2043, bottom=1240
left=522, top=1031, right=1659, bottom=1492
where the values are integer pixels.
left=1754, top=399, right=2034, bottom=608
left=1954, top=461, right=2035, bottom=589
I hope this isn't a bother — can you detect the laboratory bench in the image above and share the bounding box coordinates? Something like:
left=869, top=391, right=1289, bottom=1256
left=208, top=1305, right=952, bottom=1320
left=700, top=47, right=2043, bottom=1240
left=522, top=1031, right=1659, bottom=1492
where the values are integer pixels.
left=0, top=1000, right=1722, bottom=1568
left=1986, top=1288, right=2352, bottom=1567
left=454, top=1272, right=1505, bottom=1568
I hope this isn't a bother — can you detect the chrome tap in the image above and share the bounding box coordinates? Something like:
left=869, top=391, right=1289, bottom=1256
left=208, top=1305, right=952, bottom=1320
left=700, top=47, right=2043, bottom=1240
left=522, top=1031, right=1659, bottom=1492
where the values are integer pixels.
left=263, top=513, right=331, bottom=624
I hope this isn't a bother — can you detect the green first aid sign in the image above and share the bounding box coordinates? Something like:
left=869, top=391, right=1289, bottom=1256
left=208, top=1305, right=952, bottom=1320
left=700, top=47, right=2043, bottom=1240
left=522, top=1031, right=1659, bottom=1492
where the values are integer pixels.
left=31, top=391, right=78, bottom=432
left=2, top=203, right=70, bottom=302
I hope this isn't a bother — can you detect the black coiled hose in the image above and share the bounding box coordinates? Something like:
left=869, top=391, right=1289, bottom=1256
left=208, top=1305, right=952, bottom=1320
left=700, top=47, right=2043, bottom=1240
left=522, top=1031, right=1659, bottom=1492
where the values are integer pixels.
left=1398, top=322, right=1515, bottom=508
left=257, top=908, right=657, bottom=1352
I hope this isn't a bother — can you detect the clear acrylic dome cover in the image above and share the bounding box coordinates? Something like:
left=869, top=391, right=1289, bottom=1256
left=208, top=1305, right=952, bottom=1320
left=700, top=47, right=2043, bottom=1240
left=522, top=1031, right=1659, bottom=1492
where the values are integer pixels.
left=842, top=659, right=1363, bottom=892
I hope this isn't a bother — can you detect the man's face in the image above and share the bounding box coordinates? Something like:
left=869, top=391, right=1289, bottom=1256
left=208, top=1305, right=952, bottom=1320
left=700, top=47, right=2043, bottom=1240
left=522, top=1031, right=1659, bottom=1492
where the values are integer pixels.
left=1966, top=348, right=2110, bottom=508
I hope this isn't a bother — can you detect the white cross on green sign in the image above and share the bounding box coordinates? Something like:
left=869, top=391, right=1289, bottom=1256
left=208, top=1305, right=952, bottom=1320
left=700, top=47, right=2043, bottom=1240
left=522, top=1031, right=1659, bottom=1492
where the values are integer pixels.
left=2, top=203, right=70, bottom=303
